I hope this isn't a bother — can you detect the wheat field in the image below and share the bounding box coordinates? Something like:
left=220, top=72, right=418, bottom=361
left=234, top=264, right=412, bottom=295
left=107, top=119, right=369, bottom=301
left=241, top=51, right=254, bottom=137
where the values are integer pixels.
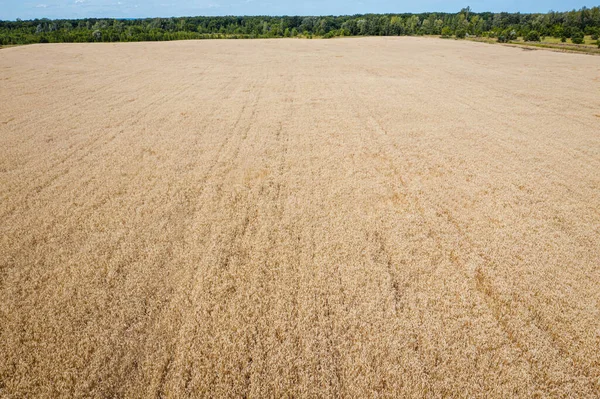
left=1, top=37, right=599, bottom=398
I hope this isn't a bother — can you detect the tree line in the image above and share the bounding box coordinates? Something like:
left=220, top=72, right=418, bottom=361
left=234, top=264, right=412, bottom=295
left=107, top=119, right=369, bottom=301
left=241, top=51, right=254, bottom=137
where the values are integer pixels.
left=1, top=6, right=600, bottom=45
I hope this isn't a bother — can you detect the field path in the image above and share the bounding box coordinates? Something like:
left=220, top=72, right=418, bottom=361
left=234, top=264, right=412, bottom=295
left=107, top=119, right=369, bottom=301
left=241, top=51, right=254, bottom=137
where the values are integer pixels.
left=1, top=37, right=600, bottom=397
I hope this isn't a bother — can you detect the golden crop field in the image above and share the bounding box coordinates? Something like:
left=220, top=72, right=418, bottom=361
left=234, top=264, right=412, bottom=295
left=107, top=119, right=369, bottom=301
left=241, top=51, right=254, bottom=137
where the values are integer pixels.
left=1, top=37, right=599, bottom=398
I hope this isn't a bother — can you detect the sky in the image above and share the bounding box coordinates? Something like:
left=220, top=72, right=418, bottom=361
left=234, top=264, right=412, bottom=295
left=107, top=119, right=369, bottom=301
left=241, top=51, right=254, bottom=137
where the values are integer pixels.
left=0, top=0, right=596, bottom=21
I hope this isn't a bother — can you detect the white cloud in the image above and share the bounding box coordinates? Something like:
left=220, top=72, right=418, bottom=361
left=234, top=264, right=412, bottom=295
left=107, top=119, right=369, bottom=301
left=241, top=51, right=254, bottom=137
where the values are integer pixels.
left=35, top=3, right=48, bottom=7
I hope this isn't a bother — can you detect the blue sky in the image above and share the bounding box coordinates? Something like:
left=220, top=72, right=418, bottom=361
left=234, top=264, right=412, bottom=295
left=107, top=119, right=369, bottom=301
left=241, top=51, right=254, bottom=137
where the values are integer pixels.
left=0, top=0, right=596, bottom=20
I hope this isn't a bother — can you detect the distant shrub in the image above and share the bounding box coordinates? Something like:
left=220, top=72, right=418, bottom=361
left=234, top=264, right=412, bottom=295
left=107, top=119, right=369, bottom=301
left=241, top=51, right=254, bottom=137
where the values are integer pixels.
left=525, top=31, right=540, bottom=42
left=571, top=32, right=584, bottom=44
left=498, top=29, right=516, bottom=42
left=561, top=35, right=567, bottom=42
left=441, top=26, right=452, bottom=38
left=591, top=33, right=599, bottom=40
left=455, top=29, right=466, bottom=39
left=39, top=36, right=49, bottom=43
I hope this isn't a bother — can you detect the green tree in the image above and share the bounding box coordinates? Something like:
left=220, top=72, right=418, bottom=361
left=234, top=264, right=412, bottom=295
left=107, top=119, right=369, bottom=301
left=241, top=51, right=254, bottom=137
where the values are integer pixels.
left=406, top=15, right=420, bottom=34
left=434, top=19, right=444, bottom=34
left=421, top=19, right=431, bottom=35
left=571, top=31, right=585, bottom=44
left=525, top=30, right=540, bottom=41
left=390, top=16, right=403, bottom=35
